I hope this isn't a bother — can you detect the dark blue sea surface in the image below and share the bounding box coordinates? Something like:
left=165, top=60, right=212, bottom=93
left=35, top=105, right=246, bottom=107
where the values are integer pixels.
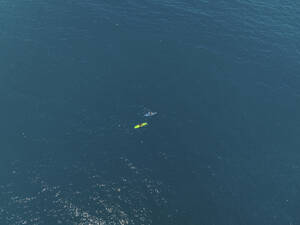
left=1, top=0, right=300, bottom=224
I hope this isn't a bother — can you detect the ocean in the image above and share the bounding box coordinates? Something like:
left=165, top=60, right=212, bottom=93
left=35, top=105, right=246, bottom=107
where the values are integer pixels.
left=1, top=0, right=300, bottom=224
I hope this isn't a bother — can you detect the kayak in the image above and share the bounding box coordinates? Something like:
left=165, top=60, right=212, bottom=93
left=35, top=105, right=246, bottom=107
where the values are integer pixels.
left=134, top=122, right=148, bottom=129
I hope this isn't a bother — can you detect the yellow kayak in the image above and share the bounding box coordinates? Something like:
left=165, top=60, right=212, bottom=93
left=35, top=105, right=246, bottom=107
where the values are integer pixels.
left=134, top=122, right=148, bottom=129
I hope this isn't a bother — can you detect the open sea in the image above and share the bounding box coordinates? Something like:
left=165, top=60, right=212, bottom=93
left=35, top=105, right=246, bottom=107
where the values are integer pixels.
left=1, top=0, right=300, bottom=224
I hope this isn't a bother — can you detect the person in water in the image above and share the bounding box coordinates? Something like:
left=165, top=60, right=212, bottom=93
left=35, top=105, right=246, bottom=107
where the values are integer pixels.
left=144, top=111, right=157, bottom=117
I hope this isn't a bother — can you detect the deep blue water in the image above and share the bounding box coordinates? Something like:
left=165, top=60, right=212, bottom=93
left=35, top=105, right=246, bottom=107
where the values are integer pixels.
left=1, top=0, right=300, bottom=224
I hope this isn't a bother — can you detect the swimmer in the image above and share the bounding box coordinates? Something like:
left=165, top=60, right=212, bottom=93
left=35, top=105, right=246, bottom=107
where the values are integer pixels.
left=144, top=111, right=157, bottom=117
